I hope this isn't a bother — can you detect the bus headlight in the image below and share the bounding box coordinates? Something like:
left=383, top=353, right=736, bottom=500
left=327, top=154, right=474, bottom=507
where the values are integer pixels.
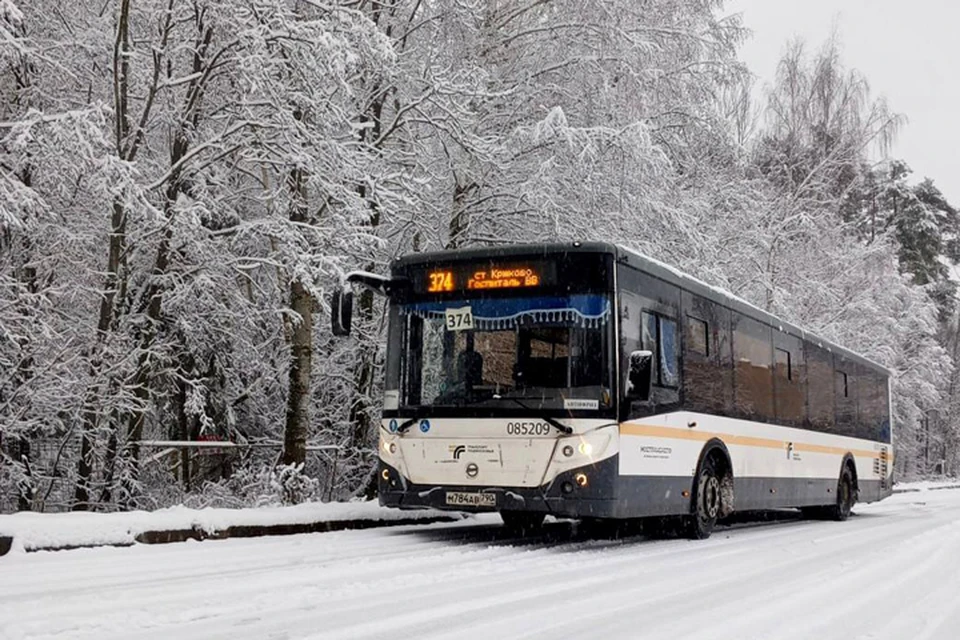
left=574, top=472, right=589, bottom=488
left=559, top=440, right=593, bottom=458
left=551, top=429, right=612, bottom=466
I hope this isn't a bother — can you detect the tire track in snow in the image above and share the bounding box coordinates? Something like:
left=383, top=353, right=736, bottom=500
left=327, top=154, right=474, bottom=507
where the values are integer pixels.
left=395, top=507, right=950, bottom=640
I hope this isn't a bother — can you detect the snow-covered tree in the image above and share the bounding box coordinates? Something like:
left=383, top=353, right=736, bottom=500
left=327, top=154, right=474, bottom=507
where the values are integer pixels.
left=2, top=1, right=956, bottom=512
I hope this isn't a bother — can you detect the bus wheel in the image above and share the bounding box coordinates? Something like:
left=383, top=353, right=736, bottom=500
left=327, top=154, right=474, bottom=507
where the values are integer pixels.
left=828, top=466, right=857, bottom=521
left=501, top=511, right=545, bottom=534
left=686, top=456, right=722, bottom=540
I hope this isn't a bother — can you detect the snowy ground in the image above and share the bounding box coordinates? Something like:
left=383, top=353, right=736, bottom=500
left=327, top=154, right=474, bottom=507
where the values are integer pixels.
left=4, top=488, right=960, bottom=640
left=0, top=500, right=451, bottom=552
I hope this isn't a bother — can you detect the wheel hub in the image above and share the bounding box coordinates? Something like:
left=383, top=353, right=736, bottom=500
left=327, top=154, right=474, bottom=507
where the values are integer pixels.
left=700, top=474, right=721, bottom=519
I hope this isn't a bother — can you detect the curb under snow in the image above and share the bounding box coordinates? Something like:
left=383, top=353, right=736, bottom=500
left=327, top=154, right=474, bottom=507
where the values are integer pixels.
left=892, top=482, right=960, bottom=494
left=0, top=501, right=462, bottom=557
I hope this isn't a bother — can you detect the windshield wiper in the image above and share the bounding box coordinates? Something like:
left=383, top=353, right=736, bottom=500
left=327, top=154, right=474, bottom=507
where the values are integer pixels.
left=396, top=417, right=419, bottom=434
left=539, top=415, right=573, bottom=435
left=493, top=395, right=573, bottom=435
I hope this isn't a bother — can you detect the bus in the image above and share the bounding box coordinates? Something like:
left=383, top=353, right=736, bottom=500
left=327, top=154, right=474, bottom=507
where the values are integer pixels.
left=334, top=242, right=893, bottom=538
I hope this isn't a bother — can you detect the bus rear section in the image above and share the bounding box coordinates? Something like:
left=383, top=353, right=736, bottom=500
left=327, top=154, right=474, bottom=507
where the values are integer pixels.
left=609, top=248, right=893, bottom=534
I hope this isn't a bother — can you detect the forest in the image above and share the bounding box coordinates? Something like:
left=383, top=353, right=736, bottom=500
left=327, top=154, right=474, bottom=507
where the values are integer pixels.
left=2, top=0, right=959, bottom=513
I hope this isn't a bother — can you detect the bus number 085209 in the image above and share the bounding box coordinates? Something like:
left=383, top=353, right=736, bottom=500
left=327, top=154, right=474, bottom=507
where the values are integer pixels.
left=506, top=422, right=551, bottom=436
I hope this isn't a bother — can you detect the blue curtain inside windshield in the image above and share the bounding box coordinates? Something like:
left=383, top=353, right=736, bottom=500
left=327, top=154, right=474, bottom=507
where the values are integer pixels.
left=400, top=295, right=611, bottom=330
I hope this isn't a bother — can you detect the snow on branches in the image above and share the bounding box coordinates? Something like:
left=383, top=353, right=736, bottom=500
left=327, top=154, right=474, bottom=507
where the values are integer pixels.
left=0, top=0, right=955, bottom=511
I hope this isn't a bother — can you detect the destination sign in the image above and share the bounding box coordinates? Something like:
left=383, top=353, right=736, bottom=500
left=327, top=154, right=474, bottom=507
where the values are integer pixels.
left=421, top=261, right=554, bottom=293
left=467, top=267, right=540, bottom=290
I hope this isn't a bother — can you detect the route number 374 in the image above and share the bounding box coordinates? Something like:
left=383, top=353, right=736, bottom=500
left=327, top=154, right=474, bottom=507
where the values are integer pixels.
left=444, top=306, right=474, bottom=331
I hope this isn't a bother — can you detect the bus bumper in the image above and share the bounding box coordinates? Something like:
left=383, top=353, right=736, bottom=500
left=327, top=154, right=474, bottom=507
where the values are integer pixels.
left=378, top=459, right=621, bottom=519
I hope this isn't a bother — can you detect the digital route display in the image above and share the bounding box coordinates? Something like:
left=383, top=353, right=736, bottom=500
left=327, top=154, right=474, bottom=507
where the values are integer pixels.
left=419, top=261, right=556, bottom=294
left=466, top=267, right=540, bottom=290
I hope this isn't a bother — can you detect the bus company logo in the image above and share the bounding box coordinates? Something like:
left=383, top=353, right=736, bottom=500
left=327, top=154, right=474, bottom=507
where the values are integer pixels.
left=640, top=446, right=672, bottom=459
left=452, top=445, right=466, bottom=460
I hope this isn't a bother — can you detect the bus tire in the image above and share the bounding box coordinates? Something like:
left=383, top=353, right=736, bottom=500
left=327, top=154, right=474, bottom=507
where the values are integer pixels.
left=686, top=455, right=722, bottom=540
left=828, top=464, right=857, bottom=521
left=500, top=511, right=545, bottom=534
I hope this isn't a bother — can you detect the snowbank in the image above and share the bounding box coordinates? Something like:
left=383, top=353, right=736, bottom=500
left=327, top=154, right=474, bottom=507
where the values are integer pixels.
left=0, top=501, right=455, bottom=554
left=893, top=479, right=960, bottom=493
left=2, top=481, right=956, bottom=556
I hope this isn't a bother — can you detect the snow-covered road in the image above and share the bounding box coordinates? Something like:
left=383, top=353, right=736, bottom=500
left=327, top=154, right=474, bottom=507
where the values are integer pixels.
left=4, top=489, right=960, bottom=640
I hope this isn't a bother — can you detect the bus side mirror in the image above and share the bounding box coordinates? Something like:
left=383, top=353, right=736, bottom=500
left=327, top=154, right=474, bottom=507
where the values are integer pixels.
left=626, top=350, right=653, bottom=401
left=331, top=288, right=353, bottom=337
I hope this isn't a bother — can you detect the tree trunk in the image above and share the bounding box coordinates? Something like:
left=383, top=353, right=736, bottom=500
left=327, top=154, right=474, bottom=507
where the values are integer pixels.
left=447, top=181, right=476, bottom=249
left=282, top=164, right=312, bottom=467
left=126, top=224, right=173, bottom=455
left=16, top=436, right=34, bottom=511
left=97, top=416, right=119, bottom=506
left=176, top=369, right=192, bottom=490
left=73, top=404, right=97, bottom=510
left=74, top=199, right=127, bottom=510
left=347, top=289, right=376, bottom=454
left=282, top=279, right=313, bottom=466
left=74, top=0, right=134, bottom=509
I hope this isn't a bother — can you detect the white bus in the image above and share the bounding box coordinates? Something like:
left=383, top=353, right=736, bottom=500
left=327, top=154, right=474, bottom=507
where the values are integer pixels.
left=335, top=242, right=893, bottom=538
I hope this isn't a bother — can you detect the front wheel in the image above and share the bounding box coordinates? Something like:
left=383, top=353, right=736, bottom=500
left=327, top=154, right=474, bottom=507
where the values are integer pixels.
left=500, top=511, right=545, bottom=535
left=685, top=456, right=722, bottom=539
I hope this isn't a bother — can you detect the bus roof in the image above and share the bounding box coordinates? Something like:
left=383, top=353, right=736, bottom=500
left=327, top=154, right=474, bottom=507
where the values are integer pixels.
left=393, top=241, right=890, bottom=376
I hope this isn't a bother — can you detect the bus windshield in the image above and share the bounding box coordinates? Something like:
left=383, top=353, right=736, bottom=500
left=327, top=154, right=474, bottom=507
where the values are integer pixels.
left=398, top=294, right=614, bottom=413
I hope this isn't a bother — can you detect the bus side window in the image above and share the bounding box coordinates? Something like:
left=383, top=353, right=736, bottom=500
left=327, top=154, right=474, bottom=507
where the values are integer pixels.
left=805, top=341, right=835, bottom=433
left=855, top=368, right=883, bottom=441
left=773, top=334, right=805, bottom=427
left=641, top=311, right=679, bottom=388
left=659, top=317, right=679, bottom=387
left=682, top=291, right=731, bottom=416
left=641, top=310, right=657, bottom=358
left=732, top=313, right=774, bottom=422
left=687, top=316, right=709, bottom=356
left=835, top=364, right=858, bottom=438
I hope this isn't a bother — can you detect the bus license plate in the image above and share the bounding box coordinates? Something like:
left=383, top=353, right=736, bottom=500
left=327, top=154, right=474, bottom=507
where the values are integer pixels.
left=446, top=491, right=496, bottom=507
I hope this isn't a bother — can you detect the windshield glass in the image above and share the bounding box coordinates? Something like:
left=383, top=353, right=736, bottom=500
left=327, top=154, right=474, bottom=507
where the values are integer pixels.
left=400, top=294, right=613, bottom=412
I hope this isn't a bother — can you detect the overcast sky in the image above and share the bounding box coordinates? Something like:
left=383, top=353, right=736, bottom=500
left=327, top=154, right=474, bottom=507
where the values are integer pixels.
left=725, top=0, right=960, bottom=204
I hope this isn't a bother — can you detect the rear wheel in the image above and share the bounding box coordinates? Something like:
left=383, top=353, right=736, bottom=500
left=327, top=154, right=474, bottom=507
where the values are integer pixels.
left=828, top=466, right=857, bottom=521
left=802, top=465, right=856, bottom=521
left=685, top=456, right=722, bottom=540
left=500, top=511, right=545, bottom=534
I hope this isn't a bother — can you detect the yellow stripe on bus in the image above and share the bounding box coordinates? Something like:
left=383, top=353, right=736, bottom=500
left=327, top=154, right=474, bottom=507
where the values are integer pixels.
left=619, top=423, right=891, bottom=461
